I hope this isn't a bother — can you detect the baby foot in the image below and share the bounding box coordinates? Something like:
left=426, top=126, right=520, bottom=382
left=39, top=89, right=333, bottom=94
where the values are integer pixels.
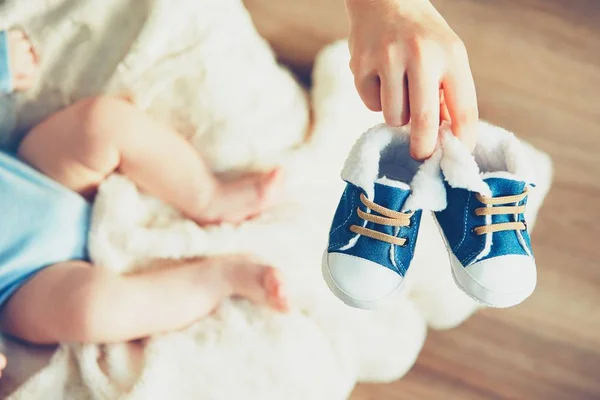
left=197, top=168, right=284, bottom=225
left=0, top=353, right=6, bottom=378
left=7, top=30, right=38, bottom=91
left=225, top=255, right=288, bottom=312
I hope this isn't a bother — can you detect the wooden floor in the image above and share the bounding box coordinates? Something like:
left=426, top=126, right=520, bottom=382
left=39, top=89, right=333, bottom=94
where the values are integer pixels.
left=245, top=0, right=600, bottom=399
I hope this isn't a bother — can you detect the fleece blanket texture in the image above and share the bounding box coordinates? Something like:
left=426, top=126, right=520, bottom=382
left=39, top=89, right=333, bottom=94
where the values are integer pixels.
left=1, top=0, right=553, bottom=398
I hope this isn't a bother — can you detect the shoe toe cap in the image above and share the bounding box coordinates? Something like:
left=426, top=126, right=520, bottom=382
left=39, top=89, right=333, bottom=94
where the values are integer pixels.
left=325, top=252, right=403, bottom=308
left=463, top=255, right=537, bottom=306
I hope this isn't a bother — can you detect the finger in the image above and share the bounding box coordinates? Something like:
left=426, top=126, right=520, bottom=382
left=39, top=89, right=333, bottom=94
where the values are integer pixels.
left=439, top=89, right=451, bottom=122
left=26, top=45, right=39, bottom=64
left=19, top=38, right=32, bottom=49
left=19, top=40, right=32, bottom=52
left=407, top=66, right=441, bottom=160
left=13, top=74, right=33, bottom=86
left=10, top=59, right=33, bottom=78
left=13, top=76, right=33, bottom=90
left=355, top=73, right=382, bottom=112
left=442, top=60, right=479, bottom=151
left=380, top=68, right=409, bottom=126
left=27, top=54, right=39, bottom=70
left=9, top=30, right=25, bottom=40
left=20, top=60, right=37, bottom=75
left=30, top=47, right=39, bottom=63
left=12, top=79, right=27, bottom=91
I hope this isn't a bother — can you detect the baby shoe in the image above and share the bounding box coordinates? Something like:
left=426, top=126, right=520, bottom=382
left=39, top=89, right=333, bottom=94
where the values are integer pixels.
left=322, top=124, right=446, bottom=309
left=434, top=123, right=537, bottom=308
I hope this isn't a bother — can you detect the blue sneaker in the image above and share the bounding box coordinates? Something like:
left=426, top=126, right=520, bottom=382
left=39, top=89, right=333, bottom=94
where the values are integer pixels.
left=434, top=124, right=537, bottom=308
left=322, top=124, right=446, bottom=309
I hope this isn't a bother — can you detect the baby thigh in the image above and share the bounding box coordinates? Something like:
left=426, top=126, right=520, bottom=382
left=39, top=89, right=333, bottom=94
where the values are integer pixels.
left=0, top=261, right=103, bottom=344
left=17, top=97, right=131, bottom=198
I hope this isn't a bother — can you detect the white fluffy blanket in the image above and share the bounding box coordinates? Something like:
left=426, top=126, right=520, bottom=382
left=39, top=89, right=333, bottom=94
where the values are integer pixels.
left=2, top=0, right=553, bottom=398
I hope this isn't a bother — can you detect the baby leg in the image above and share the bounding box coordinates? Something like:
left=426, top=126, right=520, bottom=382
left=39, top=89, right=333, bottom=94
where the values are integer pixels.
left=17, top=97, right=282, bottom=224
left=0, top=255, right=287, bottom=345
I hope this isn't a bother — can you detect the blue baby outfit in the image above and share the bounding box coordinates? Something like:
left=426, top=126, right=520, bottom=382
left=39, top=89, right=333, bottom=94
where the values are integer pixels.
left=0, top=31, right=12, bottom=93
left=0, top=151, right=91, bottom=307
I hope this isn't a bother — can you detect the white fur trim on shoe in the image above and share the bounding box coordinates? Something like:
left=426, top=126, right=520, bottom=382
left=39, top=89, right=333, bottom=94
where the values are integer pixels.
left=474, top=121, right=536, bottom=184
left=341, top=123, right=446, bottom=211
left=341, top=124, right=400, bottom=199
left=439, top=124, right=491, bottom=197
left=402, top=147, right=446, bottom=212
left=439, top=122, right=536, bottom=196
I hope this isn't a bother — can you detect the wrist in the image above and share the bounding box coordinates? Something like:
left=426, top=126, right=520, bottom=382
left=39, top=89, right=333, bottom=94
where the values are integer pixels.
left=345, top=0, right=431, bottom=8
left=345, top=0, right=434, bottom=21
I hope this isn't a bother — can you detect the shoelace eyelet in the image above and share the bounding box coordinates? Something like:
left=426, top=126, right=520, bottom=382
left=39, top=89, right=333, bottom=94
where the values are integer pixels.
left=348, top=193, right=413, bottom=246
left=472, top=188, right=529, bottom=235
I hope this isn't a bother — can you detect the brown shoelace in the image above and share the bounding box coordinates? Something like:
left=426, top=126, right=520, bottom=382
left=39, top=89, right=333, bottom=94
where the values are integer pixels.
left=473, top=187, right=529, bottom=235
left=350, top=193, right=414, bottom=246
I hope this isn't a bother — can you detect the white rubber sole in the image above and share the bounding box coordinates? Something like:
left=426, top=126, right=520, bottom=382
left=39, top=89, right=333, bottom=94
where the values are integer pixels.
left=321, top=251, right=405, bottom=310
left=433, top=216, right=534, bottom=308
left=448, top=251, right=534, bottom=308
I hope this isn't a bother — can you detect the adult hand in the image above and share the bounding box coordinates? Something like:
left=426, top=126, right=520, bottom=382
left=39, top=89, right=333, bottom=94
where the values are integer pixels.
left=345, top=0, right=478, bottom=159
left=0, top=352, right=6, bottom=378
